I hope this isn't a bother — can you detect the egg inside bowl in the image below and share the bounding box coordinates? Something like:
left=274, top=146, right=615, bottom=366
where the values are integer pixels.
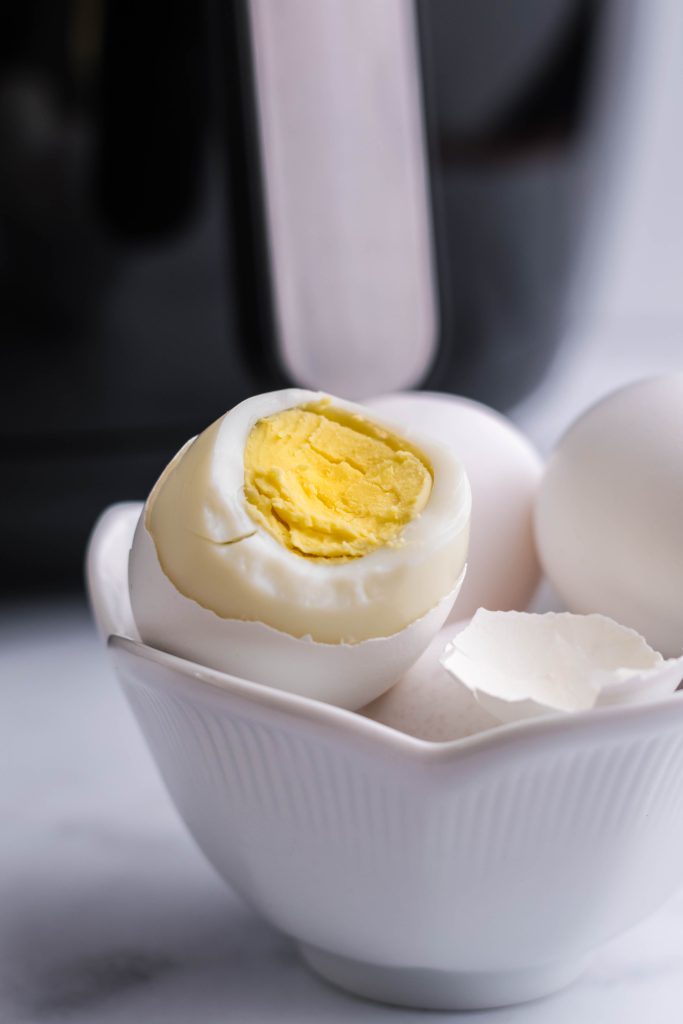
left=128, top=389, right=471, bottom=709
left=88, top=499, right=683, bottom=1012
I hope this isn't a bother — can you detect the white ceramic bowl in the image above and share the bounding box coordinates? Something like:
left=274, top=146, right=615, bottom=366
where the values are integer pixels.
left=87, top=503, right=683, bottom=1011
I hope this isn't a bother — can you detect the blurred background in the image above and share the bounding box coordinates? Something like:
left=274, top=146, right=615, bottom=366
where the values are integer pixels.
left=1, top=0, right=681, bottom=590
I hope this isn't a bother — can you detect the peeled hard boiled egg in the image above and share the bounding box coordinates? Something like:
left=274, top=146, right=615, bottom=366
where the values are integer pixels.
left=367, top=391, right=543, bottom=619
left=129, top=389, right=471, bottom=709
left=535, top=375, right=683, bottom=657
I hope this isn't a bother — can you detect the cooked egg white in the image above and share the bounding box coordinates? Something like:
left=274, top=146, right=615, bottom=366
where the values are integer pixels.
left=128, top=389, right=470, bottom=706
left=135, top=389, right=470, bottom=645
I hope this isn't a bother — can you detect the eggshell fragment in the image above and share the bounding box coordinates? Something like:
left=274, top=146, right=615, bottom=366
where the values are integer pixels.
left=367, top=391, right=542, bottom=620
left=362, top=622, right=499, bottom=742
left=440, top=609, right=683, bottom=724
left=129, top=514, right=464, bottom=710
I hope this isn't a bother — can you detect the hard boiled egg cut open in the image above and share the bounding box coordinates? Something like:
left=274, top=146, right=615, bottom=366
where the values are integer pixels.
left=129, top=389, right=471, bottom=709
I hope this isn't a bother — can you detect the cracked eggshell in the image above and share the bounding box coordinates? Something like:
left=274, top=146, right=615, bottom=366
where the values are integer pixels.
left=129, top=512, right=463, bottom=710
left=367, top=391, right=542, bottom=620
left=361, top=621, right=500, bottom=742
left=440, top=609, right=683, bottom=724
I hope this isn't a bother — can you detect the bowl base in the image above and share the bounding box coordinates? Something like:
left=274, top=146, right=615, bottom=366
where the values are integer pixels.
left=300, top=944, right=587, bottom=1010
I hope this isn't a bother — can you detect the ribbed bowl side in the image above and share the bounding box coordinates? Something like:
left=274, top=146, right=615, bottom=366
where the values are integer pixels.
left=116, top=654, right=683, bottom=974
left=420, top=732, right=683, bottom=968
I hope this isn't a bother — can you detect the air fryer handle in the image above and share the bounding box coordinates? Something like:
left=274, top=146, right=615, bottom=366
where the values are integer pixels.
left=245, top=0, right=438, bottom=398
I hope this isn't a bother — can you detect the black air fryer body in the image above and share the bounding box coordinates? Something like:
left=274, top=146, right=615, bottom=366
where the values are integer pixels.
left=0, top=0, right=626, bottom=585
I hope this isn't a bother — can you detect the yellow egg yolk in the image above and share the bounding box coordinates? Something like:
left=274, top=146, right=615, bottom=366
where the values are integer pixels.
left=243, top=402, right=433, bottom=559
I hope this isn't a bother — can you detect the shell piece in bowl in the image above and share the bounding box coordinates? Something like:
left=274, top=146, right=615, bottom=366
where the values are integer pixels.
left=440, top=609, right=683, bottom=724
left=86, top=502, right=141, bottom=642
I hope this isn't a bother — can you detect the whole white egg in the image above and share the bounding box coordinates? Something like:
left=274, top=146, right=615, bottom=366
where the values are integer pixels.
left=535, top=375, right=683, bottom=657
left=129, top=389, right=471, bottom=710
left=362, top=621, right=499, bottom=742
left=367, top=391, right=543, bottom=619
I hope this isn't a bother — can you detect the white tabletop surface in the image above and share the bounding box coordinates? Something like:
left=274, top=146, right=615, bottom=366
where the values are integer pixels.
left=4, top=3, right=683, bottom=1013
